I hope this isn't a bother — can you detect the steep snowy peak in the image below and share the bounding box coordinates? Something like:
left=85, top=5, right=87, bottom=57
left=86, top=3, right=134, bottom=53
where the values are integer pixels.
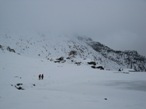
left=0, top=32, right=146, bottom=71
left=81, top=37, right=146, bottom=71
left=80, top=37, right=112, bottom=53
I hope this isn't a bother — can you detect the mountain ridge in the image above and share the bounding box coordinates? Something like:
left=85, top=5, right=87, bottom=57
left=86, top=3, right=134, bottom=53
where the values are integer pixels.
left=83, top=37, right=146, bottom=71
left=0, top=32, right=146, bottom=71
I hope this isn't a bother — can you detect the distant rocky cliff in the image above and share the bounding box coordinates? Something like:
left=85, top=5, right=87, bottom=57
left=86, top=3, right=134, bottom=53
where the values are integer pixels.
left=83, top=37, right=146, bottom=71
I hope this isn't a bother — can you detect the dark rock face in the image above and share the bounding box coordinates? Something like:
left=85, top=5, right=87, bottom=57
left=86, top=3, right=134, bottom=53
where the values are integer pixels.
left=55, top=57, right=66, bottom=63
left=69, top=50, right=77, bottom=57
left=56, top=57, right=64, bottom=61
left=91, top=66, right=96, bottom=69
left=7, top=46, right=15, bottom=53
left=88, top=61, right=96, bottom=66
left=91, top=65, right=104, bottom=70
left=0, top=44, right=16, bottom=53
left=84, top=38, right=146, bottom=72
left=15, top=83, right=24, bottom=90
left=75, top=62, right=81, bottom=66
left=96, top=66, right=104, bottom=70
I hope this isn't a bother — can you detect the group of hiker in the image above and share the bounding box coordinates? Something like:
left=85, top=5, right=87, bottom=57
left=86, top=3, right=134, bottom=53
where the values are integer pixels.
left=38, top=74, right=44, bottom=80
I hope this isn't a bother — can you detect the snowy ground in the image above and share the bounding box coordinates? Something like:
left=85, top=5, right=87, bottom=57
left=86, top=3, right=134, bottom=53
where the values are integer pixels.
left=0, top=51, right=146, bottom=109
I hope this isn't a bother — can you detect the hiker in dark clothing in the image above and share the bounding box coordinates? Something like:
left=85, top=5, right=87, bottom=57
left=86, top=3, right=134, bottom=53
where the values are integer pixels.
left=38, top=74, right=41, bottom=80
left=42, top=74, right=44, bottom=80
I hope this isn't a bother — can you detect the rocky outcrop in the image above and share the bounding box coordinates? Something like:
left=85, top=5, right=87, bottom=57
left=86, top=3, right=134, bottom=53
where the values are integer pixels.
left=83, top=37, right=146, bottom=71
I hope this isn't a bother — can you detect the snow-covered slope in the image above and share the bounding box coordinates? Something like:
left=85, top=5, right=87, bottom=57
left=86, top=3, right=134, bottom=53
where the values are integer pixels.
left=0, top=50, right=146, bottom=109
left=0, top=32, right=146, bottom=71
left=85, top=37, right=146, bottom=71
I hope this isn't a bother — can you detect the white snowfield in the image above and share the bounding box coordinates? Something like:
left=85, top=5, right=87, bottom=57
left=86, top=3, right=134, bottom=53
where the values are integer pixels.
left=0, top=51, right=146, bottom=109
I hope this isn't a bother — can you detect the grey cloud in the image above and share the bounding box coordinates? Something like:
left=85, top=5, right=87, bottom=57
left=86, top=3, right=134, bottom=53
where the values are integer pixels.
left=0, top=0, right=146, bottom=56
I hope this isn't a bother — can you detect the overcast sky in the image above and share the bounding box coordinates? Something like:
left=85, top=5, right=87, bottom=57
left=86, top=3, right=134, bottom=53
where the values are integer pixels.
left=0, top=0, right=146, bottom=56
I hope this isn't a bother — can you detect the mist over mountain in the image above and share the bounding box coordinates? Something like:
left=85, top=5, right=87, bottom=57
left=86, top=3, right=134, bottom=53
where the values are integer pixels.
left=0, top=0, right=146, bottom=56
left=0, top=32, right=146, bottom=71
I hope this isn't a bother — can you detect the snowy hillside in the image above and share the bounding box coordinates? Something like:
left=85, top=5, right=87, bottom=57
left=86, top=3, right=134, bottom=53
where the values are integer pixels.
left=0, top=31, right=146, bottom=71
left=1, top=50, right=146, bottom=109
